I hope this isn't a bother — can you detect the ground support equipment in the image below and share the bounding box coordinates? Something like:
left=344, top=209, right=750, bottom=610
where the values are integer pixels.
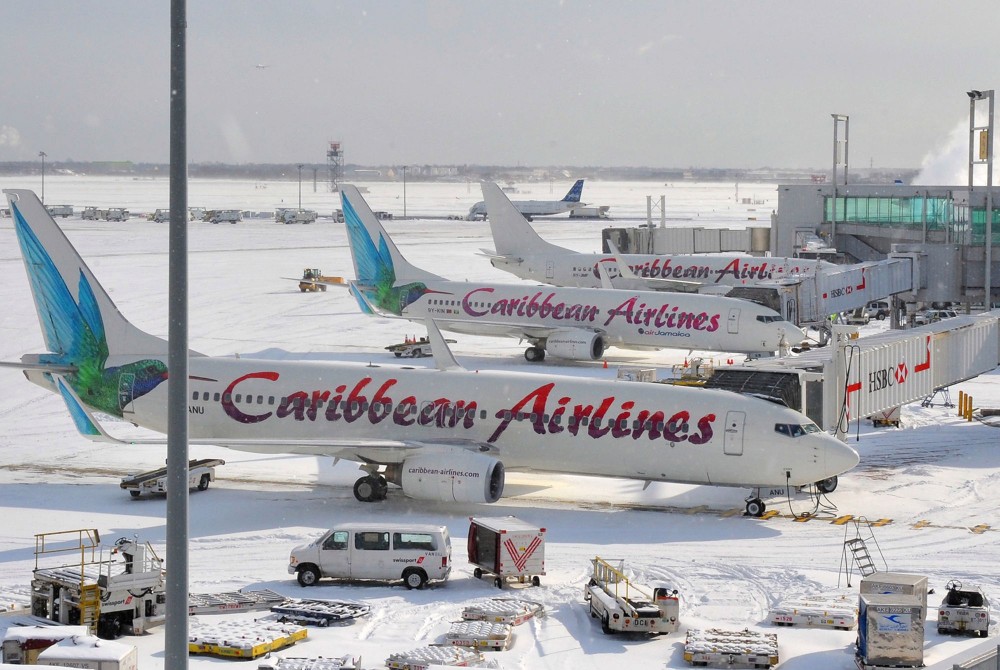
left=684, top=628, right=779, bottom=668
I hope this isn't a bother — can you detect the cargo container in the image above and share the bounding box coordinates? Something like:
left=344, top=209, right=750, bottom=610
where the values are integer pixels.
left=857, top=594, right=924, bottom=668
left=37, top=635, right=138, bottom=670
left=467, top=516, right=545, bottom=588
left=2, top=626, right=89, bottom=664
left=860, top=572, right=928, bottom=609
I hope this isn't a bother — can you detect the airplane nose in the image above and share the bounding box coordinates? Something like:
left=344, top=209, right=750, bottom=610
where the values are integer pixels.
left=825, top=436, right=860, bottom=476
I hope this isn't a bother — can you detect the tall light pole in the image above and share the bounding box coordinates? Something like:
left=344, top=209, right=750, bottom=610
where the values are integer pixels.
left=402, top=165, right=407, bottom=218
left=38, top=151, right=47, bottom=204
left=967, top=90, right=994, bottom=306
left=297, top=164, right=304, bottom=210
left=831, top=114, right=849, bottom=249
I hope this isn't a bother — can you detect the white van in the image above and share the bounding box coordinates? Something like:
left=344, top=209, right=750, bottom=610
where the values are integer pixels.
left=288, top=523, right=451, bottom=589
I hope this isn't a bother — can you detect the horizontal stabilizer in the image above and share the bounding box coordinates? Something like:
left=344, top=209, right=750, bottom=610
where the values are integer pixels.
left=54, top=375, right=124, bottom=443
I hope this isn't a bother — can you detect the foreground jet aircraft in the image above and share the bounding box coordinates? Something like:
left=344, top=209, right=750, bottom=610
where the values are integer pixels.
left=2, top=189, right=857, bottom=515
left=342, top=186, right=804, bottom=361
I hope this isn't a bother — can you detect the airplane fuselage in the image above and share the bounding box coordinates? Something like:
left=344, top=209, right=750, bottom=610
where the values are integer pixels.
left=392, top=279, right=803, bottom=354
left=30, top=355, right=857, bottom=489
left=492, top=252, right=827, bottom=290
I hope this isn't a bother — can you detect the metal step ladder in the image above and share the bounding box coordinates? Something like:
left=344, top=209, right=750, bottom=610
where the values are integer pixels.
left=845, top=538, right=876, bottom=576
left=79, top=583, right=101, bottom=634
left=839, top=517, right=887, bottom=587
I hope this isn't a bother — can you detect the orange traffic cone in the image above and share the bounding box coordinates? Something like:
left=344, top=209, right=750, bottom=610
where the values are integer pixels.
left=603, top=360, right=608, bottom=369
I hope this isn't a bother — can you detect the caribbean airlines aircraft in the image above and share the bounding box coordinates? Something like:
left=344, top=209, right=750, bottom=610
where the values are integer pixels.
left=480, top=182, right=833, bottom=292
left=342, top=186, right=804, bottom=362
left=466, top=179, right=585, bottom=220
left=3, top=189, right=857, bottom=516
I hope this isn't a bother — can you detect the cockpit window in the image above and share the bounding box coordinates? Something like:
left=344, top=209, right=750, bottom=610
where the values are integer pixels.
left=775, top=422, right=821, bottom=437
left=757, top=315, right=784, bottom=324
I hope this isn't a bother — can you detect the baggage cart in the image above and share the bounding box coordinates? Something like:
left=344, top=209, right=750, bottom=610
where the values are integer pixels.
left=384, top=645, right=483, bottom=669
left=269, top=598, right=371, bottom=626
left=461, top=598, right=544, bottom=626
left=258, top=657, right=360, bottom=670
left=768, top=594, right=857, bottom=630
left=684, top=628, right=779, bottom=668
left=188, top=620, right=307, bottom=659
left=187, top=588, right=286, bottom=615
left=443, top=620, right=513, bottom=650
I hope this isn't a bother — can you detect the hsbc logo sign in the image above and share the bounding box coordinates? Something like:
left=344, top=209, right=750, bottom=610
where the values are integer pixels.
left=869, top=362, right=909, bottom=393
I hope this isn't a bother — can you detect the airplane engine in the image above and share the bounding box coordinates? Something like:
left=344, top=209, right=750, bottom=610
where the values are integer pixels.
left=545, top=329, right=606, bottom=360
left=388, top=452, right=505, bottom=503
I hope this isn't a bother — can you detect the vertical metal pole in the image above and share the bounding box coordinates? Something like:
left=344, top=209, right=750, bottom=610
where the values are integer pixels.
left=166, top=1, right=189, bottom=669
left=843, top=117, right=850, bottom=186
left=986, top=91, right=994, bottom=308
left=403, top=165, right=407, bottom=218
left=832, top=120, right=838, bottom=247
left=297, top=164, right=303, bottom=210
left=39, top=152, right=47, bottom=204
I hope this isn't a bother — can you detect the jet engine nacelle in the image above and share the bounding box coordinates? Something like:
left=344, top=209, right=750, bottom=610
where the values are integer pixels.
left=393, top=452, right=505, bottom=503
left=545, top=329, right=606, bottom=361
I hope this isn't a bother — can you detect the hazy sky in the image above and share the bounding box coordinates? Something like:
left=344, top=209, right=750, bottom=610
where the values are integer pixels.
left=2, top=1, right=999, bottom=170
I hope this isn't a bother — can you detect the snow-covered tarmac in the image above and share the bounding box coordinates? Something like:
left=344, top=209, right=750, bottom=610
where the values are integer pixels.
left=0, top=176, right=997, bottom=669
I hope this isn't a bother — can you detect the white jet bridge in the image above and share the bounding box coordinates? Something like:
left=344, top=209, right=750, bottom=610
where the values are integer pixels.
left=703, top=310, right=1000, bottom=439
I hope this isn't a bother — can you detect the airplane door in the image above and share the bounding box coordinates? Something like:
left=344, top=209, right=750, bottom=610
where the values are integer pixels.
left=545, top=260, right=555, bottom=279
left=727, top=308, right=740, bottom=335
left=785, top=298, right=797, bottom=325
left=723, top=411, right=745, bottom=455
left=118, top=372, right=136, bottom=415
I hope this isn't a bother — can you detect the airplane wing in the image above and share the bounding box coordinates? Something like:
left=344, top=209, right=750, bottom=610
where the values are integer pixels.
left=476, top=248, right=522, bottom=263
left=603, top=241, right=709, bottom=294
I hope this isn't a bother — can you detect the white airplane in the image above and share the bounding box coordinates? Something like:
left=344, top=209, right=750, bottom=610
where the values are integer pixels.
left=480, top=181, right=833, bottom=293
left=342, top=185, right=804, bottom=362
left=467, top=179, right=585, bottom=220
left=1, top=189, right=858, bottom=516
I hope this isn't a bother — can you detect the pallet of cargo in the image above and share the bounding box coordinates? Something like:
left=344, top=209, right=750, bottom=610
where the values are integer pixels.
left=443, top=620, right=513, bottom=650
left=461, top=597, right=544, bottom=626
left=188, top=589, right=287, bottom=615
left=269, top=598, right=372, bottom=626
left=385, top=644, right=484, bottom=669
left=768, top=594, right=857, bottom=630
left=684, top=628, right=779, bottom=668
left=258, top=656, right=361, bottom=670
left=188, top=620, right=307, bottom=659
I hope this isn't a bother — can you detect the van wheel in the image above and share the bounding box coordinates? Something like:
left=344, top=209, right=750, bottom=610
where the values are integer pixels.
left=297, top=565, right=321, bottom=587
left=402, top=568, right=427, bottom=590
left=197, top=474, right=210, bottom=491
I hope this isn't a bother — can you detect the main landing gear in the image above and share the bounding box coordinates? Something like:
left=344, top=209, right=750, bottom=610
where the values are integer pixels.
left=353, top=474, right=388, bottom=502
left=524, top=346, right=546, bottom=362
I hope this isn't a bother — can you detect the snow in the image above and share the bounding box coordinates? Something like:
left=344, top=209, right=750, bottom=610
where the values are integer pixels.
left=1, top=176, right=999, bottom=669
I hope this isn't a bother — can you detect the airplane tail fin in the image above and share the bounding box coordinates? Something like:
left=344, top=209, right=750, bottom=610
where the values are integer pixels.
left=341, top=185, right=442, bottom=288
left=561, top=179, right=585, bottom=203
left=481, top=182, right=569, bottom=258
left=5, top=189, right=168, bottom=365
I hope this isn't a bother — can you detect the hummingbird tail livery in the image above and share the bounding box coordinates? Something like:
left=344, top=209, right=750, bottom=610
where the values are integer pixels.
left=4, top=189, right=858, bottom=515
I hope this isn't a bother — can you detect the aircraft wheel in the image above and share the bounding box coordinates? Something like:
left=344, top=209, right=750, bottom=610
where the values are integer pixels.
left=353, top=476, right=380, bottom=502
left=524, top=346, right=545, bottom=362
left=816, top=476, right=838, bottom=494
left=746, top=499, right=766, bottom=517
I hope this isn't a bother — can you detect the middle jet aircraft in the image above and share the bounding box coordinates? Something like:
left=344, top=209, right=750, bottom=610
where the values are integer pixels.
left=479, top=181, right=834, bottom=293
left=341, top=185, right=804, bottom=362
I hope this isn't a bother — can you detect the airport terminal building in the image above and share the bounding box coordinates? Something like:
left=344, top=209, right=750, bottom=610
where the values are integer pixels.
left=775, top=184, right=1000, bottom=307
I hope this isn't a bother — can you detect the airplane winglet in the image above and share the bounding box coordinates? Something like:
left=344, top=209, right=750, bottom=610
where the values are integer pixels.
left=425, top=319, right=464, bottom=372
left=54, top=375, right=126, bottom=443
left=595, top=259, right=616, bottom=289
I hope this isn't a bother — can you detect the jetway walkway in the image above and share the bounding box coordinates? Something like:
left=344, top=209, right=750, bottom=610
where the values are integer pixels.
left=705, top=310, right=1000, bottom=439
left=729, top=256, right=916, bottom=328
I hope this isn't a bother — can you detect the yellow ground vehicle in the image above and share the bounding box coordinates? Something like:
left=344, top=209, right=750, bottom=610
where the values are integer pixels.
left=299, top=268, right=344, bottom=292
